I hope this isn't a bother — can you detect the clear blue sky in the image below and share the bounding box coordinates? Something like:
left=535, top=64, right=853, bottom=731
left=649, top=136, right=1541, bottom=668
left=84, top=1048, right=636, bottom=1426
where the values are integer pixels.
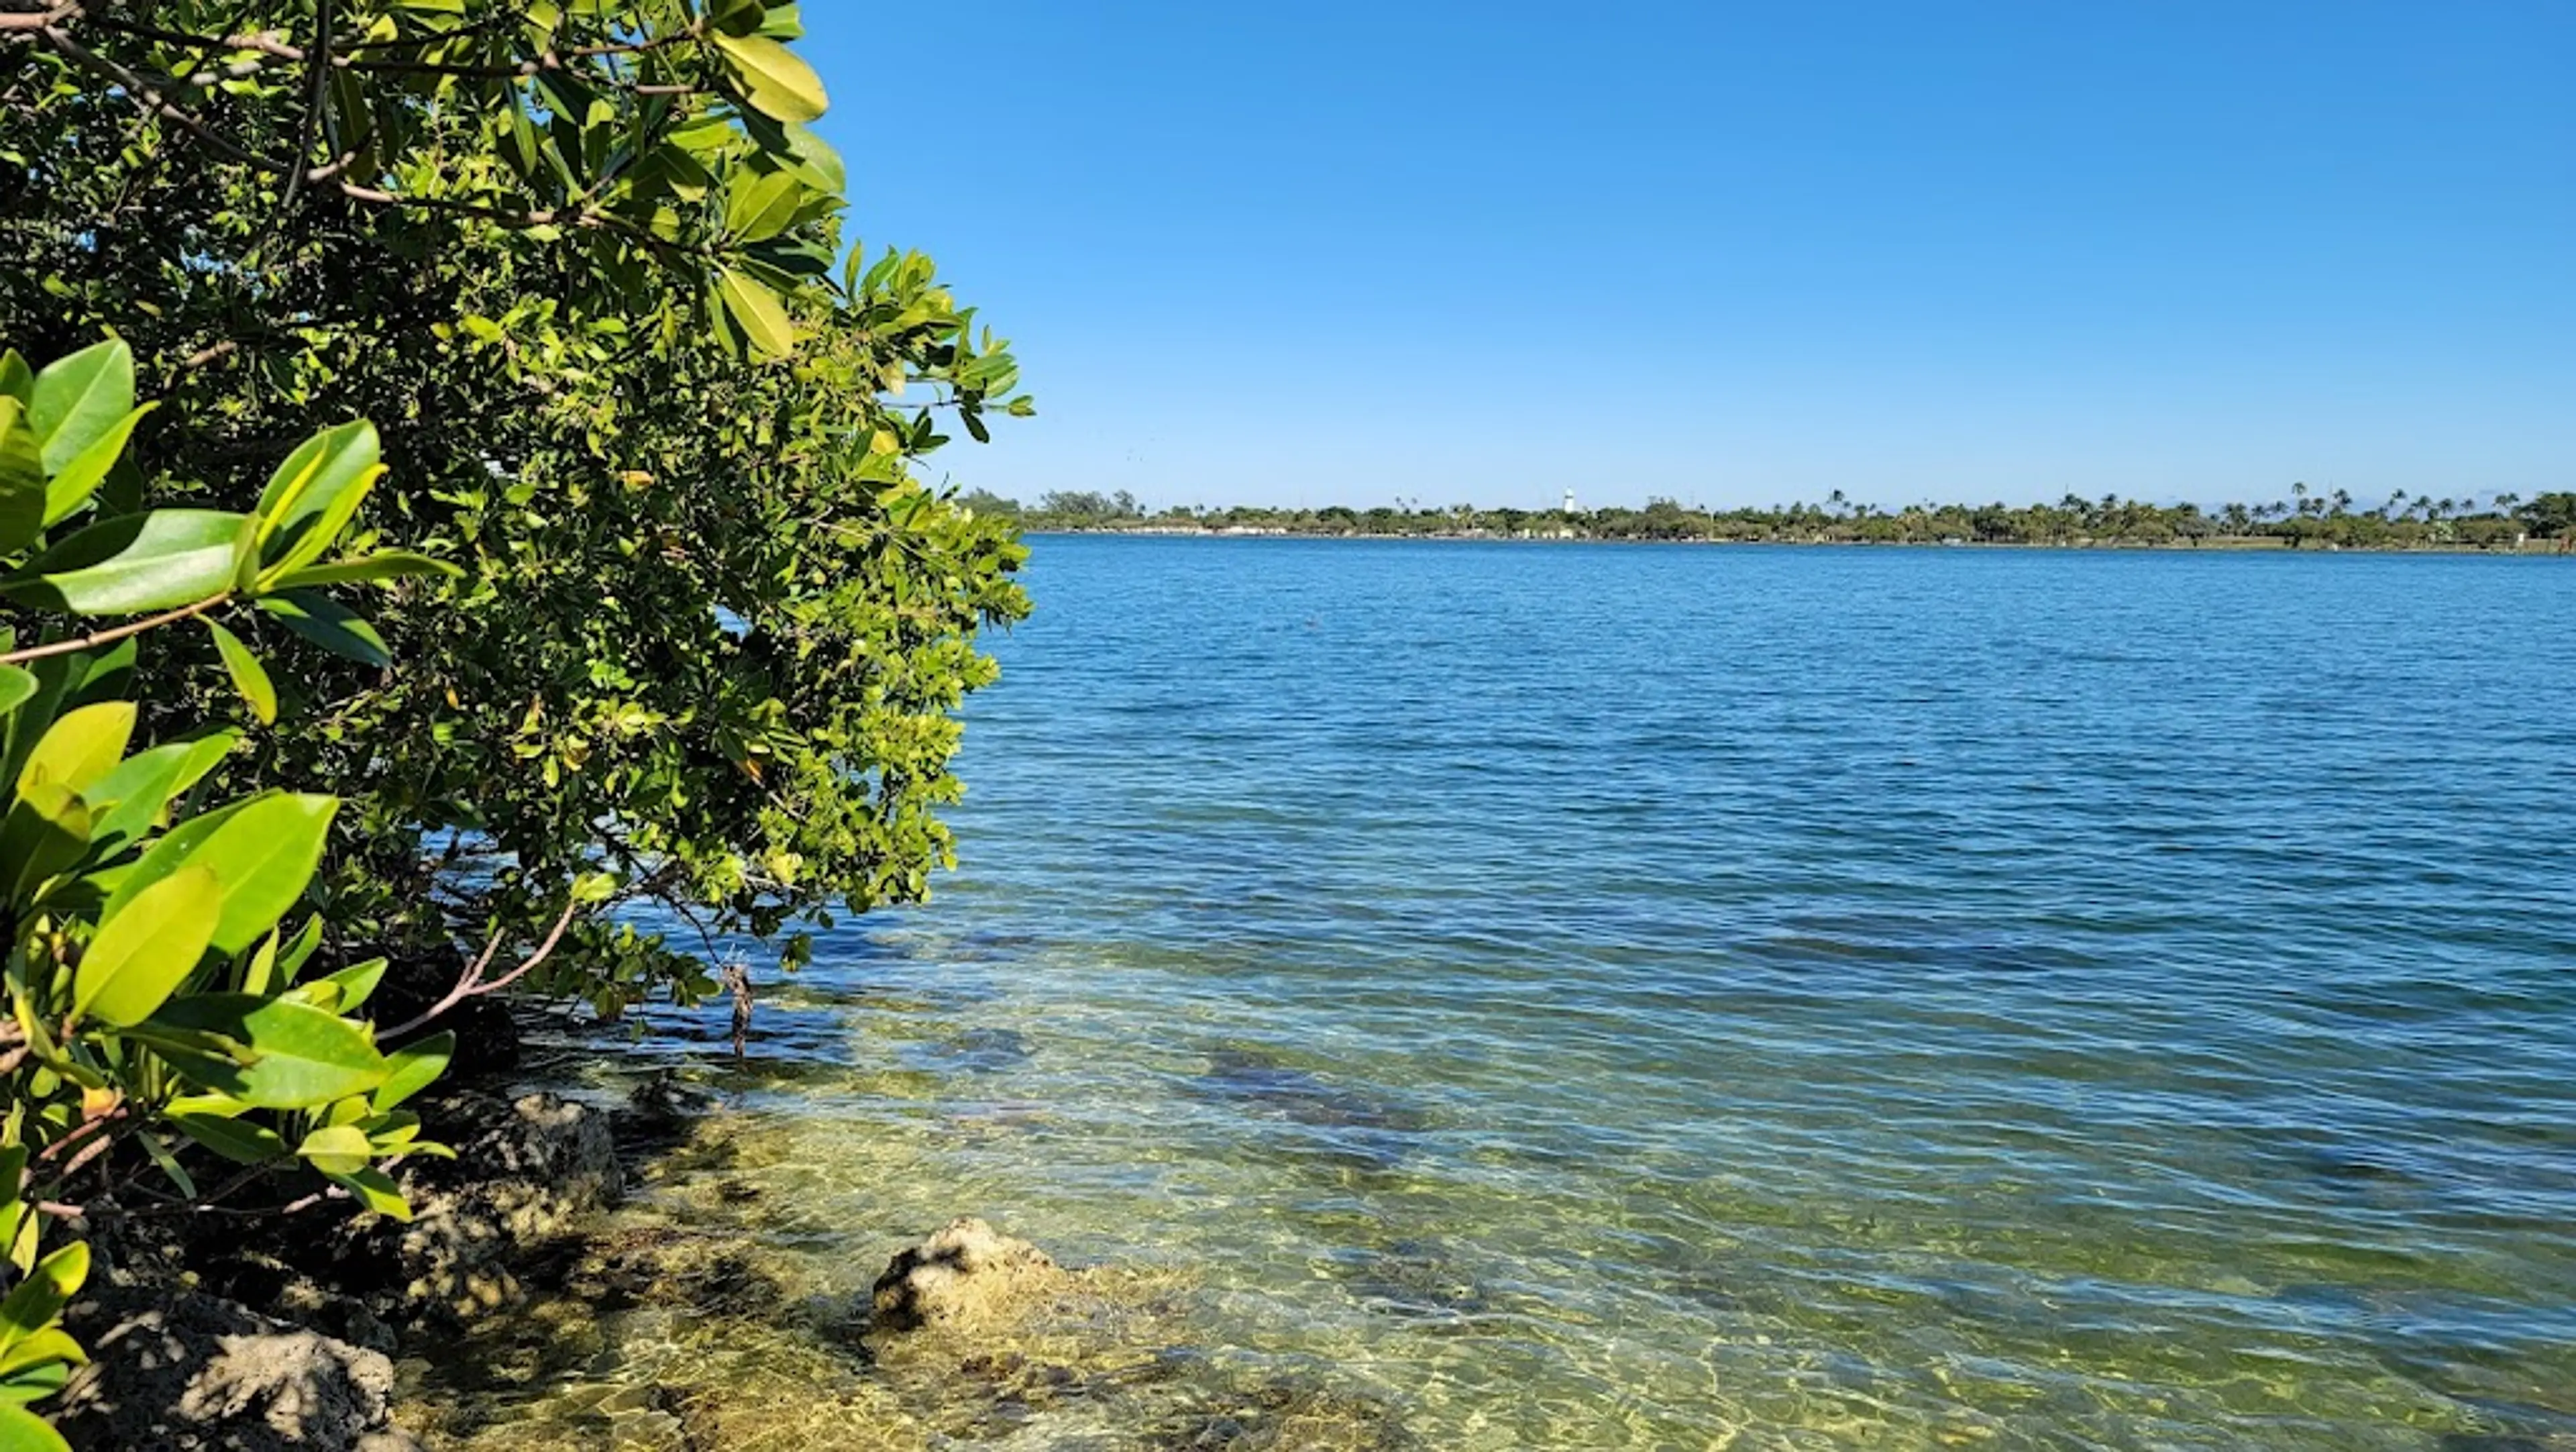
left=803, top=3, right=2571, bottom=512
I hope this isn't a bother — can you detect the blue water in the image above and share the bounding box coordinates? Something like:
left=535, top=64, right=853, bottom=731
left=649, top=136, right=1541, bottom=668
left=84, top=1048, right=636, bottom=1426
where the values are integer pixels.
left=499, top=539, right=2576, bottom=1449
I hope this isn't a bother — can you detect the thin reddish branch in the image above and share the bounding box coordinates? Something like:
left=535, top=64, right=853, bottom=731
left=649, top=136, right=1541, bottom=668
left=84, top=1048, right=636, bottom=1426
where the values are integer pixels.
left=382, top=896, right=582, bottom=1038
left=0, top=592, right=234, bottom=665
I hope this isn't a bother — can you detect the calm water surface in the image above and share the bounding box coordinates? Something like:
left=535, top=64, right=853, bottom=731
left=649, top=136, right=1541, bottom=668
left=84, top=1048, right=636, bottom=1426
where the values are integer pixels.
left=507, top=539, right=2576, bottom=1449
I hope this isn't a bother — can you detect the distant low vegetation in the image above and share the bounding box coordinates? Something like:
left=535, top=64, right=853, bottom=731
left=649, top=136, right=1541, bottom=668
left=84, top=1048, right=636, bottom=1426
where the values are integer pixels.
left=969, top=486, right=2575, bottom=550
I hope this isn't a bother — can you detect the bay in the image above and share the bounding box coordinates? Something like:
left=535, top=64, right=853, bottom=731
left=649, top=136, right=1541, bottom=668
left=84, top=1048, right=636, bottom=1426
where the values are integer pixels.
left=472, top=537, right=2576, bottom=1449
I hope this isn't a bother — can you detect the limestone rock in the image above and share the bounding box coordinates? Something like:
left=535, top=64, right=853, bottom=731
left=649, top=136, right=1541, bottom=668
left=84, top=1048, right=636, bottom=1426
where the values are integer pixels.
left=305, top=1090, right=622, bottom=1326
left=870, top=1217, right=1064, bottom=1333
left=57, top=1270, right=425, bottom=1452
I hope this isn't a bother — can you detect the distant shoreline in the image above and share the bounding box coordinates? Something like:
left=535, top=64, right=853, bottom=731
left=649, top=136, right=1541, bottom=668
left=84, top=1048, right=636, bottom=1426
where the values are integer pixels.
left=1018, top=527, right=2568, bottom=556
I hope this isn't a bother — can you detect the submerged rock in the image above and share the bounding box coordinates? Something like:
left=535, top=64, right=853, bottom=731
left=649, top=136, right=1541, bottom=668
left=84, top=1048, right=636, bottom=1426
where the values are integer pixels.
left=870, top=1216, right=1065, bottom=1333
left=58, top=1268, right=424, bottom=1452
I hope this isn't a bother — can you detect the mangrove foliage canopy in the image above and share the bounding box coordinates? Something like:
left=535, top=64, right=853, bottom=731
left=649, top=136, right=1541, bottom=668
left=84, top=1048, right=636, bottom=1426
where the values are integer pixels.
left=1, top=3, right=1030, bottom=1442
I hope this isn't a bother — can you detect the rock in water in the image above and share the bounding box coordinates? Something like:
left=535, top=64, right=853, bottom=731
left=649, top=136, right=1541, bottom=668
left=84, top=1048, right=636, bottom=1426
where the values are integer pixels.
left=276, top=1090, right=623, bottom=1327
left=870, top=1217, right=1063, bottom=1332
left=58, top=1272, right=424, bottom=1452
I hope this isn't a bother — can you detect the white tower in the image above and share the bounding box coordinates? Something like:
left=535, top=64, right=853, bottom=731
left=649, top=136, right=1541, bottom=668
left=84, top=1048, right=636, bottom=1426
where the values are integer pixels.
left=1562, top=488, right=1577, bottom=513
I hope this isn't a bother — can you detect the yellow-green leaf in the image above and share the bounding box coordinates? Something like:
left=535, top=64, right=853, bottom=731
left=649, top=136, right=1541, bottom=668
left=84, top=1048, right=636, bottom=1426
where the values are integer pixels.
left=14, top=701, right=132, bottom=799
left=297, top=1123, right=372, bottom=1177
left=72, top=863, right=219, bottom=1027
left=0, top=1400, right=73, bottom=1452
left=710, top=32, right=828, bottom=123
left=204, top=618, right=275, bottom=725
left=716, top=266, right=796, bottom=358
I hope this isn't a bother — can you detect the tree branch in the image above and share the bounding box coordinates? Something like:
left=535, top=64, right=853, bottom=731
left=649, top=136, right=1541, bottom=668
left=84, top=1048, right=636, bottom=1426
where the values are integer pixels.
left=0, top=592, right=233, bottom=665
left=382, top=895, right=582, bottom=1038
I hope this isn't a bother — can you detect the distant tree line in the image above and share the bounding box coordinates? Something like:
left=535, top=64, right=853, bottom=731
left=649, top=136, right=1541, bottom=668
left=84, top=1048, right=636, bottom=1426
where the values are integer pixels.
left=963, top=486, right=2576, bottom=551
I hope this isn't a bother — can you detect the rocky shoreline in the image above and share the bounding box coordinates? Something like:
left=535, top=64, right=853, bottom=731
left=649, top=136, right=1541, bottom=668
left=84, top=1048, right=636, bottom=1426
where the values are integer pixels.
left=52, top=1072, right=1411, bottom=1451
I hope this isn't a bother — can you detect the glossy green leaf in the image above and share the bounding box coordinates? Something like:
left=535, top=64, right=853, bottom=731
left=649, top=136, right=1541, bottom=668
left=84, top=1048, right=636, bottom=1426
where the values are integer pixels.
left=203, top=618, right=275, bottom=725
left=711, top=32, right=828, bottom=123
left=83, top=736, right=228, bottom=858
left=72, top=864, right=219, bottom=1027
left=726, top=169, right=803, bottom=243
left=255, top=421, right=379, bottom=558
left=297, top=1124, right=372, bottom=1176
left=26, top=339, right=132, bottom=477
left=255, top=591, right=390, bottom=669
left=0, top=1400, right=73, bottom=1451
left=267, top=551, right=460, bottom=590
left=276, top=914, right=325, bottom=983
left=42, top=403, right=155, bottom=527
left=262, top=464, right=385, bottom=583
left=103, top=792, right=336, bottom=956
left=1, top=511, right=251, bottom=615
left=374, top=1031, right=452, bottom=1112
left=717, top=266, right=796, bottom=358
left=168, top=1110, right=288, bottom=1165
left=326, top=1167, right=412, bottom=1222
left=0, top=782, right=91, bottom=906
left=0, top=1330, right=83, bottom=1383
left=0, top=352, right=29, bottom=408
left=0, top=670, right=36, bottom=719
left=15, top=701, right=133, bottom=798
left=0, top=1241, right=86, bottom=1348
left=140, top=994, right=387, bottom=1109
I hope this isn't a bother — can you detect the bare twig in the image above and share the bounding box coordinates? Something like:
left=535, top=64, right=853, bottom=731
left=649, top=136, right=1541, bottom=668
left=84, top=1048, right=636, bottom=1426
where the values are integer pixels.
left=383, top=896, right=582, bottom=1038
left=0, top=592, right=233, bottom=665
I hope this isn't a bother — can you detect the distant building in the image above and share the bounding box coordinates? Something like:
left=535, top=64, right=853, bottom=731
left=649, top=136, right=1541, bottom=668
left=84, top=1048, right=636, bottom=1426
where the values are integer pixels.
left=1562, top=488, right=1577, bottom=513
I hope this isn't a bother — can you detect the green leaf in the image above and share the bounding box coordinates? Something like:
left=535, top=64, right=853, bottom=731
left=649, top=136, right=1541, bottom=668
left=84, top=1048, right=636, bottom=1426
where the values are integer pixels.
left=0, top=352, right=29, bottom=408
left=140, top=994, right=388, bottom=1109
left=72, top=863, right=219, bottom=1027
left=255, top=592, right=390, bottom=669
left=0, top=782, right=91, bottom=906
left=267, top=551, right=460, bottom=590
left=0, top=1331, right=85, bottom=1391
left=84, top=736, right=227, bottom=858
left=374, top=1031, right=451, bottom=1112
left=27, top=339, right=133, bottom=477
left=711, top=32, right=828, bottom=123
left=0, top=1241, right=86, bottom=1349
left=0, top=1400, right=72, bottom=1451
left=725, top=168, right=803, bottom=243
left=716, top=266, right=796, bottom=358
left=325, top=1167, right=412, bottom=1222
left=297, top=1124, right=372, bottom=1176
left=168, top=1110, right=286, bottom=1165
left=139, top=1132, right=197, bottom=1198
left=0, top=1330, right=83, bottom=1382
left=260, top=463, right=386, bottom=584
left=203, top=618, right=275, bottom=725
left=0, top=401, right=42, bottom=554
left=290, top=957, right=386, bottom=1015
left=254, top=421, right=380, bottom=562
left=1, top=510, right=252, bottom=615
left=41, top=403, right=155, bottom=527
left=103, top=792, right=336, bottom=956
left=15, top=701, right=133, bottom=798
left=0, top=670, right=33, bottom=717
left=276, top=914, right=324, bottom=983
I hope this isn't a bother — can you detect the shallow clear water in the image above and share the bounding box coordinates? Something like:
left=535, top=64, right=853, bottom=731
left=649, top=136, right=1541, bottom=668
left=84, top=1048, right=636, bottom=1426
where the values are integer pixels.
left=465, top=539, right=2576, bottom=1449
